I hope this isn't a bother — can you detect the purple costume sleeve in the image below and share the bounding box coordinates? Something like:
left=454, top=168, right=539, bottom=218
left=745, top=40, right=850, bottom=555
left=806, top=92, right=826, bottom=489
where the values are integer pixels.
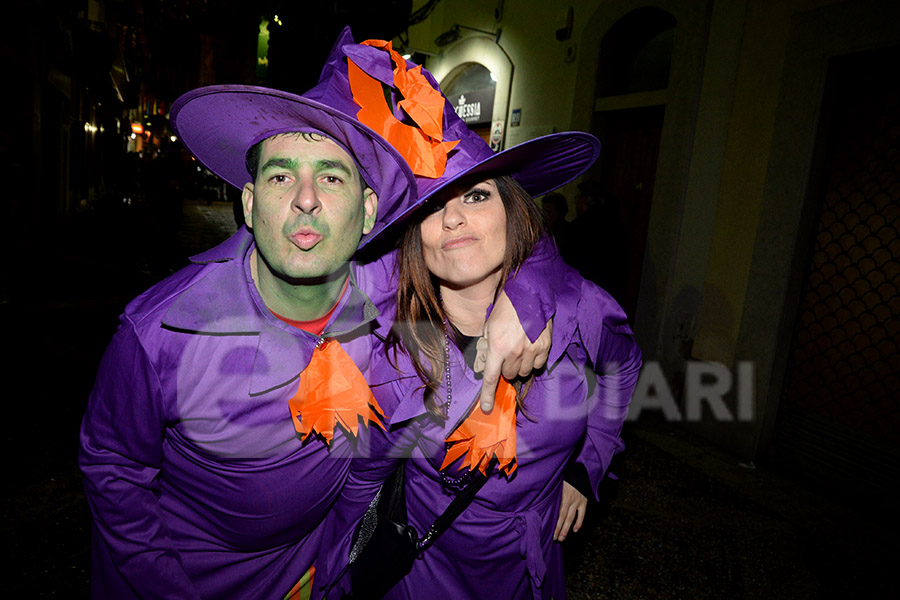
left=571, top=283, right=643, bottom=499
left=79, top=318, right=202, bottom=600
left=500, top=235, right=563, bottom=342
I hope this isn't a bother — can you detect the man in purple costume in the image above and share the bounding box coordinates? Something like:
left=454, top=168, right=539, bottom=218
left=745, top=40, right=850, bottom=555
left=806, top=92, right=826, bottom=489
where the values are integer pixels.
left=78, top=27, right=559, bottom=600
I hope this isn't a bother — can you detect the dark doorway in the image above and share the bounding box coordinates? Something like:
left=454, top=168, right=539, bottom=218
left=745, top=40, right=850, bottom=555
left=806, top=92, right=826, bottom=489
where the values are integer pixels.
left=582, top=105, right=664, bottom=320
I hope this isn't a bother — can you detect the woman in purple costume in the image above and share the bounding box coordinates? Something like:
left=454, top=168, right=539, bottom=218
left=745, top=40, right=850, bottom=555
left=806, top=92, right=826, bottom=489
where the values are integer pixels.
left=320, top=40, right=642, bottom=600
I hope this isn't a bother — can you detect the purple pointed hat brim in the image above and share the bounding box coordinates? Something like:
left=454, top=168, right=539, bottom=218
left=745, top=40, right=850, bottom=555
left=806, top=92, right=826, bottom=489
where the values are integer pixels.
left=170, top=84, right=416, bottom=247
left=423, top=131, right=600, bottom=200
left=385, top=131, right=600, bottom=228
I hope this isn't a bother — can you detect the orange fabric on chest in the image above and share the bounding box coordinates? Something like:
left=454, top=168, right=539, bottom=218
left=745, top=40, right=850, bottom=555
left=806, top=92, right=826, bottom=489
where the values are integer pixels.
left=288, top=340, right=385, bottom=444
left=442, top=377, right=518, bottom=477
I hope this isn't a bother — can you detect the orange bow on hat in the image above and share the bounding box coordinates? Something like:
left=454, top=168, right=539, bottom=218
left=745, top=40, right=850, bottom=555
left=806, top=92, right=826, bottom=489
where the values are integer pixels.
left=289, top=340, right=385, bottom=444
left=348, top=39, right=458, bottom=178
left=441, top=378, right=519, bottom=477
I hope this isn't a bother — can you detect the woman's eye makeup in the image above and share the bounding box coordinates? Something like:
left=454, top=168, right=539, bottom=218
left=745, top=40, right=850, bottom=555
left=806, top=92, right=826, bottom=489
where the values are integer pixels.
left=425, top=183, right=495, bottom=214
left=464, top=187, right=492, bottom=203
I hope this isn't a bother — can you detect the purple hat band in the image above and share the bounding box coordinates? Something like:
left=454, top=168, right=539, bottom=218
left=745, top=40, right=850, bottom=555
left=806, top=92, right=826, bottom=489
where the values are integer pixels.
left=169, top=28, right=416, bottom=248
left=342, top=41, right=601, bottom=219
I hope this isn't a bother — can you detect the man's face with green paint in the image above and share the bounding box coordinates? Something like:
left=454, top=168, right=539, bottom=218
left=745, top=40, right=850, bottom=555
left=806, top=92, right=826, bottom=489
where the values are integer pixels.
left=242, top=132, right=378, bottom=282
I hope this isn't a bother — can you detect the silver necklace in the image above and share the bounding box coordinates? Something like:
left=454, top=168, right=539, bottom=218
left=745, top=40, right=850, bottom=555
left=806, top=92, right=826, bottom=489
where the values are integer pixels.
left=441, top=328, right=452, bottom=417
left=439, top=324, right=477, bottom=490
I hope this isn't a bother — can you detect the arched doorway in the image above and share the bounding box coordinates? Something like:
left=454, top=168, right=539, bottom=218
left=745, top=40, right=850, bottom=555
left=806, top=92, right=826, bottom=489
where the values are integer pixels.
left=573, top=7, right=676, bottom=320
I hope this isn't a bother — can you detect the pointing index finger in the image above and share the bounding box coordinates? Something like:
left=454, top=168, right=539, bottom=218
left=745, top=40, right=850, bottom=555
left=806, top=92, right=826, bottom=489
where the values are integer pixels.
left=479, top=350, right=501, bottom=412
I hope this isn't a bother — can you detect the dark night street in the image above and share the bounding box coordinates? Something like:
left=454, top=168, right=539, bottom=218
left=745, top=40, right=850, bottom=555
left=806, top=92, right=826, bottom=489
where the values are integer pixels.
left=4, top=1, right=899, bottom=598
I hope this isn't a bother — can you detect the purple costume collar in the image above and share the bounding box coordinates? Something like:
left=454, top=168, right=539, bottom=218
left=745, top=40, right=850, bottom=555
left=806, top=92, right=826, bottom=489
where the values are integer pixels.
left=161, top=228, right=379, bottom=396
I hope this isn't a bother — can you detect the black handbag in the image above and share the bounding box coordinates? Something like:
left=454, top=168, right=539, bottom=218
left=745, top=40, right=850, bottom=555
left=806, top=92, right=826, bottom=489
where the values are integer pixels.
left=343, top=460, right=488, bottom=599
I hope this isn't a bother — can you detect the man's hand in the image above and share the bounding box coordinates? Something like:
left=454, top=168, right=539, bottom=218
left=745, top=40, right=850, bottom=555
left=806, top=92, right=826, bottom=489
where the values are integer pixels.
left=554, top=482, right=587, bottom=542
left=476, top=291, right=552, bottom=411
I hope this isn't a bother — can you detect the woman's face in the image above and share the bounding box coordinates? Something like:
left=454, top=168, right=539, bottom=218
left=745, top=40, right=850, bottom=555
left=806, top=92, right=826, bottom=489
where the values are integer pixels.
left=420, top=178, right=507, bottom=292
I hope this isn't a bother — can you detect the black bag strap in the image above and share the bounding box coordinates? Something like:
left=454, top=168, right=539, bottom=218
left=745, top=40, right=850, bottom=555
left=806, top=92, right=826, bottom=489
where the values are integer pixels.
left=416, top=460, right=493, bottom=551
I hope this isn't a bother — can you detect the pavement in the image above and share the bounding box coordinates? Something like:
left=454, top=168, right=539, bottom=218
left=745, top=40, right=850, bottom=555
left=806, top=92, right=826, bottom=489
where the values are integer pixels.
left=2, top=196, right=895, bottom=598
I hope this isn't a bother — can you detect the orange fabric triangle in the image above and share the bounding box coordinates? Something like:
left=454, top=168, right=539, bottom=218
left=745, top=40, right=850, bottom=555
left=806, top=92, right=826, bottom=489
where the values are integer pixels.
left=347, top=39, right=458, bottom=178
left=441, top=378, right=518, bottom=477
left=288, top=340, right=385, bottom=444
left=283, top=566, right=314, bottom=600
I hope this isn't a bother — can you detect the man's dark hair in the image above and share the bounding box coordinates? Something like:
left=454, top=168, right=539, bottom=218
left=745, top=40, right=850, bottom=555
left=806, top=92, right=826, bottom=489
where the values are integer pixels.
left=245, top=140, right=263, bottom=182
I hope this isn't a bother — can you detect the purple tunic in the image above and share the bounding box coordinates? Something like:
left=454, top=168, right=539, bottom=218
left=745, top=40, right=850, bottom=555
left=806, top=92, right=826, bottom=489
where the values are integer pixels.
left=78, top=227, right=560, bottom=599
left=320, top=264, right=642, bottom=600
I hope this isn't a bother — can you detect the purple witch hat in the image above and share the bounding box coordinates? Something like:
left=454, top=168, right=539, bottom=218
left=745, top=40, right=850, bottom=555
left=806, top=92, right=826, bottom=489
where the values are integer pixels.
left=338, top=38, right=600, bottom=225
left=169, top=28, right=416, bottom=247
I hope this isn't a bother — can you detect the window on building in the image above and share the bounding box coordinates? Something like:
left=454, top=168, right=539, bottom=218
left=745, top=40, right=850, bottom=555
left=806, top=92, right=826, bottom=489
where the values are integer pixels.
left=597, top=7, right=677, bottom=96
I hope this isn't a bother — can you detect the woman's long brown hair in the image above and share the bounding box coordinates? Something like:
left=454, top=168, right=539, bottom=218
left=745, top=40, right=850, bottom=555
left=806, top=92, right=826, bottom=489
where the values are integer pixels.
left=388, top=175, right=547, bottom=416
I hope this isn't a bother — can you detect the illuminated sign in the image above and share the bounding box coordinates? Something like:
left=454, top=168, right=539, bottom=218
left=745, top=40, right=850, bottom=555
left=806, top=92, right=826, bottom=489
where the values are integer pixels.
left=446, top=86, right=495, bottom=126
